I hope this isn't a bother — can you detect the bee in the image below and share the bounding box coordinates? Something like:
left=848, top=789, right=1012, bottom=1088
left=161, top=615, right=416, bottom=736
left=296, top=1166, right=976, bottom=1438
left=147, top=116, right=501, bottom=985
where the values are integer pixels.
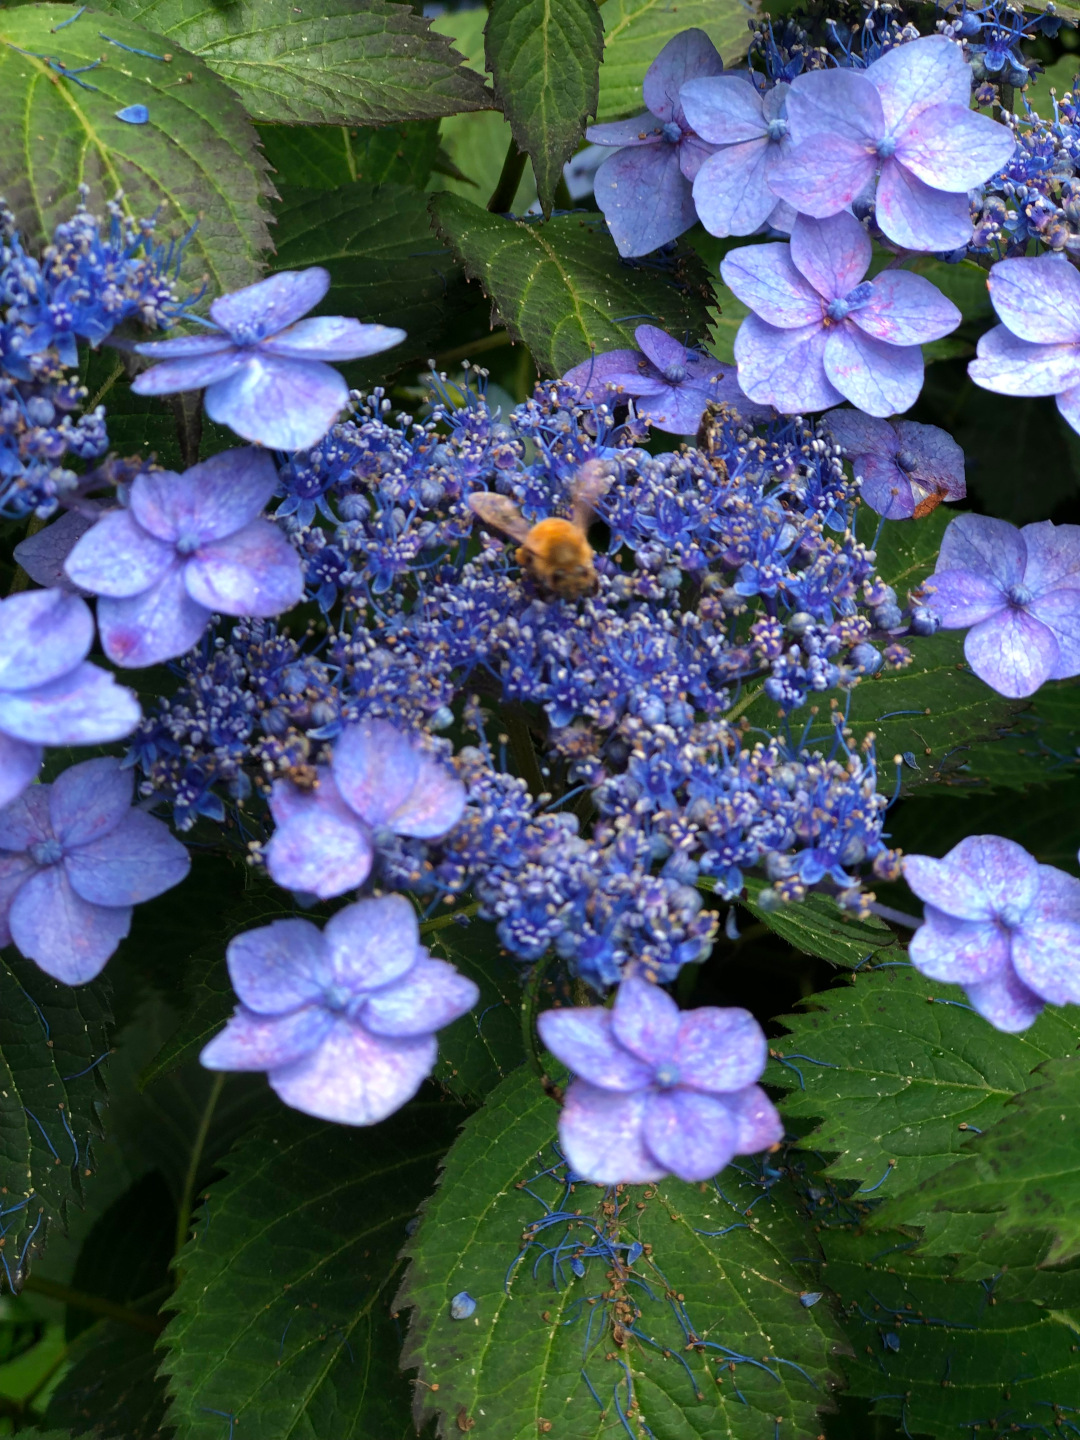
left=467, top=460, right=611, bottom=600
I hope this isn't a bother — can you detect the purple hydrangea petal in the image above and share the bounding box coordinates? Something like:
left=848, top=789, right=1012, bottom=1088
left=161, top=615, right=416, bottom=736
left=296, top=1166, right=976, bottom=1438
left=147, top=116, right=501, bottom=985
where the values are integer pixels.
left=692, top=141, right=777, bottom=238
left=9, top=865, right=130, bottom=984
left=678, top=133, right=718, bottom=183
left=643, top=27, right=724, bottom=126
left=723, top=1085, right=784, bottom=1154
left=851, top=272, right=961, bottom=347
left=183, top=520, right=305, bottom=618
left=1058, top=385, right=1080, bottom=439
left=786, top=66, right=883, bottom=143
left=869, top=34, right=973, bottom=130
left=130, top=348, right=247, bottom=396
left=679, top=74, right=766, bottom=144
left=709, top=367, right=775, bottom=422
left=909, top=909, right=1010, bottom=983
left=610, top=976, right=680, bottom=1065
left=937, top=512, right=1027, bottom=590
left=48, top=757, right=132, bottom=848
left=924, top=567, right=1005, bottom=626
left=210, top=268, right=329, bottom=336
left=268, top=1017, right=436, bottom=1125
left=824, top=327, right=923, bottom=417
left=0, top=662, right=141, bottom=744
left=735, top=316, right=842, bottom=413
left=0, top=850, right=37, bottom=946
left=987, top=255, right=1080, bottom=344
left=856, top=454, right=920, bottom=518
left=265, top=805, right=373, bottom=899
left=593, top=144, right=698, bottom=258
left=268, top=769, right=342, bottom=826
left=875, top=162, right=973, bottom=252
left=132, top=448, right=279, bottom=547
left=969, top=324, right=1080, bottom=397
left=64, top=508, right=174, bottom=598
left=0, top=785, right=50, bottom=851
left=906, top=833, right=1041, bottom=919
left=0, top=589, right=92, bottom=691
left=557, top=1080, right=664, bottom=1183
left=0, top=734, right=43, bottom=810
left=133, top=332, right=235, bottom=361
left=965, top=608, right=1059, bottom=697
left=674, top=1006, right=767, bottom=1094
left=896, top=104, right=1015, bottom=191
left=586, top=112, right=662, bottom=147
left=823, top=408, right=894, bottom=454
left=790, top=212, right=871, bottom=302
left=538, top=1006, right=653, bottom=1090
left=964, top=969, right=1044, bottom=1032
left=226, top=918, right=330, bottom=1013
left=323, top=894, right=421, bottom=992
left=201, top=1003, right=334, bottom=1071
left=1011, top=865, right=1080, bottom=1004
left=63, top=809, right=190, bottom=906
left=563, top=348, right=652, bottom=391
left=1026, top=588, right=1080, bottom=680
left=14, top=506, right=101, bottom=593
left=636, top=325, right=687, bottom=373
left=893, top=420, right=966, bottom=498
left=642, top=1088, right=737, bottom=1181
left=97, top=568, right=211, bottom=669
left=205, top=357, right=350, bottom=452
left=768, top=135, right=878, bottom=219
left=361, top=957, right=479, bottom=1037
left=260, top=317, right=405, bottom=363
left=333, top=720, right=465, bottom=837
left=720, top=244, right=822, bottom=329
left=637, top=384, right=715, bottom=434
left=1022, top=519, right=1080, bottom=596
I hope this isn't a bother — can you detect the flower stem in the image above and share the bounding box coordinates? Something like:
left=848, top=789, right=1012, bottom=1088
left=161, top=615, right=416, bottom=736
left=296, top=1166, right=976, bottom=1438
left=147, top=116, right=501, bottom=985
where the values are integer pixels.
left=867, top=900, right=922, bottom=930
left=21, top=1274, right=164, bottom=1335
left=174, top=1071, right=225, bottom=1262
left=488, top=139, right=528, bottom=214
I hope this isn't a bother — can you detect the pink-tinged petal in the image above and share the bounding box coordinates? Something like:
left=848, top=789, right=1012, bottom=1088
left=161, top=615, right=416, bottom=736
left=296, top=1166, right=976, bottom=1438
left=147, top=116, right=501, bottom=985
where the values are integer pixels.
left=201, top=1003, right=333, bottom=1071
left=785, top=66, right=883, bottom=143
left=937, top=512, right=1027, bottom=590
left=586, top=112, right=663, bottom=147
left=226, top=918, right=330, bottom=1013
left=362, top=957, right=479, bottom=1037
left=1027, top=589, right=1080, bottom=680
left=64, top=809, right=190, bottom=906
left=14, top=505, right=101, bottom=593
left=790, top=212, right=871, bottom=301
left=642, top=1089, right=737, bottom=1182
left=824, top=328, right=923, bottom=417
left=875, top=162, right=973, bottom=251
left=1059, top=383, right=1080, bottom=439
left=636, top=325, right=686, bottom=373
left=134, top=332, right=233, bottom=361
left=557, top=1081, right=664, bottom=1183
left=965, top=608, right=1059, bottom=698
left=0, top=589, right=92, bottom=691
left=64, top=508, right=174, bottom=598
left=964, top=969, right=1044, bottom=1033
left=693, top=141, right=776, bottom=237
left=720, top=244, right=822, bottom=327
left=868, top=34, right=973, bottom=132
left=679, top=74, right=766, bottom=144
left=0, top=850, right=37, bottom=946
left=132, top=447, right=278, bottom=546
left=210, top=268, right=330, bottom=336
left=923, top=567, right=1005, bottom=626
left=969, top=324, right=1080, bottom=397
left=184, top=520, right=304, bottom=618
left=593, top=145, right=697, bottom=258
left=611, top=976, right=680, bottom=1065
left=130, top=348, right=247, bottom=396
left=723, top=1085, right=784, bottom=1154
left=896, top=104, right=1015, bottom=190
left=674, top=1006, right=767, bottom=1093
left=678, top=132, right=717, bottom=182
left=261, top=317, right=405, bottom=362
left=334, top=720, right=465, bottom=837
left=268, top=770, right=348, bottom=828
left=987, top=255, right=1080, bottom=344
left=643, top=28, right=724, bottom=126
left=264, top=808, right=372, bottom=899
left=48, top=757, right=132, bottom=848
left=909, top=909, right=1011, bottom=983
left=1022, top=519, right=1080, bottom=596
left=734, top=316, right=842, bottom=413
left=324, top=893, right=420, bottom=992
left=9, top=865, right=130, bottom=984
left=204, top=356, right=350, bottom=452
left=538, top=1006, right=653, bottom=1090
left=0, top=662, right=140, bottom=744
left=907, top=833, right=1041, bottom=918
left=852, top=271, right=961, bottom=346
left=823, top=408, right=894, bottom=454
left=768, top=135, right=878, bottom=218
left=269, top=1017, right=436, bottom=1125
left=0, top=734, right=43, bottom=810
left=97, top=568, right=210, bottom=668
left=1013, top=921, right=1080, bottom=1006
left=0, top=785, right=50, bottom=851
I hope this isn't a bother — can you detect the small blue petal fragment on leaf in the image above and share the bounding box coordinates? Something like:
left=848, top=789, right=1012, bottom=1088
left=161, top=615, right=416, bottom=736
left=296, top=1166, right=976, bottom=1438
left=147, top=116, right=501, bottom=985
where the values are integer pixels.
left=799, top=1291, right=823, bottom=1308
left=570, top=1256, right=586, bottom=1278
left=115, top=104, right=149, bottom=124
left=883, top=1331, right=901, bottom=1352
left=450, top=1291, right=476, bottom=1320
left=626, top=1242, right=643, bottom=1265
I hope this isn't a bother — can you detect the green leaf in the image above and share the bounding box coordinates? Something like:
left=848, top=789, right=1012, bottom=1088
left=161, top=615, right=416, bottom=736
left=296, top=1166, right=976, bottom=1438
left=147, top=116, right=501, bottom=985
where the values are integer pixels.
left=98, top=0, right=491, bottom=125
left=431, top=194, right=714, bottom=375
left=45, top=1320, right=167, bottom=1440
left=161, top=1100, right=464, bottom=1439
left=259, top=118, right=441, bottom=192
left=0, top=4, right=273, bottom=297
left=1023, top=51, right=1080, bottom=118
left=399, top=1064, right=844, bottom=1440
left=425, top=919, right=525, bottom=1103
left=485, top=0, right=603, bottom=215
left=945, top=677, right=1080, bottom=792
left=737, top=877, right=899, bottom=969
left=597, top=0, right=756, bottom=121
left=887, top=779, right=1080, bottom=876
left=65, top=1170, right=174, bottom=1339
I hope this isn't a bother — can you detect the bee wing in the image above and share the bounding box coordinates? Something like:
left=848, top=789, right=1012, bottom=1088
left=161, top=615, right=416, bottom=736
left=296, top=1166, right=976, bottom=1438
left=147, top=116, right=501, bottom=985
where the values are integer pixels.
left=467, top=491, right=531, bottom=542
left=570, top=459, right=612, bottom=531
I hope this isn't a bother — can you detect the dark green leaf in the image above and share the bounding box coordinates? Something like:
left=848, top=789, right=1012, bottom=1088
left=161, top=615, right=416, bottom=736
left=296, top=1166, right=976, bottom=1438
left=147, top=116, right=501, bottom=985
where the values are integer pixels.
left=0, top=4, right=273, bottom=297
left=425, top=919, right=524, bottom=1103
left=887, top=779, right=1080, bottom=875
left=485, top=0, right=603, bottom=215
left=737, top=877, right=899, bottom=969
left=99, top=0, right=491, bottom=125
left=65, top=1170, right=174, bottom=1340
left=431, top=195, right=714, bottom=376
left=161, top=1100, right=464, bottom=1438
left=944, top=678, right=1080, bottom=791
left=258, top=119, right=442, bottom=192
left=45, top=1319, right=168, bottom=1440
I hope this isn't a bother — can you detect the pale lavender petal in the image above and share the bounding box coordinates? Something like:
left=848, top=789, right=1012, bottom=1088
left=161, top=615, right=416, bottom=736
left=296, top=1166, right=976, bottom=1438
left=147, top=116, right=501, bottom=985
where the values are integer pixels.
left=133, top=332, right=234, bottom=361
left=131, top=348, right=247, bottom=396
left=1027, top=588, right=1080, bottom=679
left=9, top=865, right=130, bottom=984
left=892, top=420, right=966, bottom=499
left=768, top=135, right=878, bottom=218
left=679, top=74, right=766, bottom=144
left=268, top=770, right=348, bottom=828
left=905, top=850, right=1000, bottom=922
left=14, top=506, right=100, bottom=592
left=897, top=104, right=1015, bottom=190
left=674, top=1006, right=767, bottom=1093
left=678, top=133, right=717, bottom=182
left=201, top=1004, right=334, bottom=1071
left=789, top=212, right=871, bottom=302
left=708, top=367, right=775, bottom=422
left=64, top=809, right=190, bottom=906
left=0, top=734, right=42, bottom=809
left=987, top=255, right=1080, bottom=344
left=948, top=833, right=1042, bottom=916
left=723, top=1085, right=784, bottom=1154
left=735, top=316, right=842, bottom=413
left=965, top=609, right=1059, bottom=698
left=538, top=1006, right=653, bottom=1090
left=642, top=1089, right=737, bottom=1181
left=0, top=851, right=36, bottom=946
left=969, top=324, right=1080, bottom=397
left=49, top=756, right=132, bottom=848
left=210, top=268, right=330, bottom=336
left=97, top=568, right=210, bottom=668
left=964, top=969, right=1044, bottom=1032
left=269, top=1017, right=436, bottom=1125
left=264, top=807, right=372, bottom=899
left=824, top=328, right=923, bottom=417
left=362, top=958, right=479, bottom=1037
left=875, top=162, right=973, bottom=251
left=937, top=512, right=1027, bottom=590
left=852, top=271, right=961, bottom=346
left=324, top=893, right=420, bottom=992
left=692, top=141, right=776, bottom=237
left=226, top=918, right=330, bottom=1013
left=64, top=508, right=174, bottom=598
left=611, top=976, right=680, bottom=1065
left=563, top=348, right=651, bottom=391
left=785, top=66, right=883, bottom=143
left=0, top=589, right=92, bottom=691
left=1058, top=384, right=1080, bottom=436
left=593, top=144, right=697, bottom=258
left=557, top=1081, right=664, bottom=1183
left=643, top=28, right=724, bottom=126
left=586, top=112, right=662, bottom=147
left=261, top=317, right=405, bottom=362
left=0, top=662, right=141, bottom=744
left=822, top=408, right=894, bottom=455
left=857, top=454, right=920, bottom=518
left=909, top=909, right=1010, bottom=982
left=868, top=34, right=973, bottom=131
left=184, top=520, right=304, bottom=618
left=924, top=567, right=1005, bottom=626
left=636, top=325, right=686, bottom=373
left=720, top=244, right=822, bottom=328
left=205, top=356, right=350, bottom=452
left=1011, top=866, right=1080, bottom=1004
left=0, top=785, right=50, bottom=850
left=132, top=447, right=278, bottom=546
left=1023, top=519, right=1080, bottom=596
left=636, top=384, right=713, bottom=434
left=333, top=720, right=465, bottom=837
